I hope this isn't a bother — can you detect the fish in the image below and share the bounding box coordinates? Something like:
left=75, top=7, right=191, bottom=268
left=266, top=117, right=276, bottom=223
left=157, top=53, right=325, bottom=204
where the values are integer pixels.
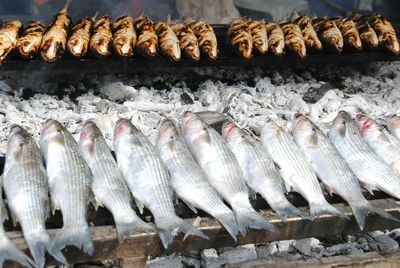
left=227, top=18, right=253, bottom=59
left=170, top=23, right=200, bottom=60
left=40, top=0, right=72, bottom=62
left=280, top=23, right=307, bottom=58
left=370, top=14, right=399, bottom=55
left=79, top=120, right=155, bottom=241
left=0, top=20, right=22, bottom=63
left=350, top=14, right=379, bottom=50
left=247, top=20, right=268, bottom=55
left=188, top=21, right=218, bottom=59
left=312, top=17, right=343, bottom=53
left=292, top=114, right=397, bottom=230
left=356, top=114, right=400, bottom=176
left=112, top=15, right=137, bottom=57
left=3, top=125, right=67, bottom=268
left=329, top=111, right=400, bottom=199
left=16, top=21, right=46, bottom=59
left=39, top=119, right=93, bottom=255
left=113, top=118, right=207, bottom=248
left=67, top=17, right=93, bottom=58
left=154, top=22, right=181, bottom=61
left=334, top=18, right=362, bottom=51
left=90, top=16, right=112, bottom=57
left=221, top=121, right=308, bottom=220
left=156, top=119, right=238, bottom=239
left=264, top=22, right=285, bottom=56
left=182, top=112, right=276, bottom=235
left=293, top=15, right=323, bottom=52
left=388, top=115, right=400, bottom=140
left=260, top=120, right=345, bottom=218
left=134, top=16, right=158, bottom=58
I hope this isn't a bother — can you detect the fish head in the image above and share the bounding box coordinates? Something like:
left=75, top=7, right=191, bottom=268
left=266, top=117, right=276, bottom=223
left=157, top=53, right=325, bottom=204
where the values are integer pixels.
left=330, top=111, right=352, bottom=138
left=388, top=116, right=400, bottom=133
left=355, top=114, right=379, bottom=136
left=221, top=121, right=243, bottom=144
left=113, top=118, right=139, bottom=149
left=6, top=124, right=31, bottom=161
left=292, top=113, right=313, bottom=135
left=157, top=119, right=178, bottom=148
left=181, top=111, right=209, bottom=144
left=39, top=119, right=66, bottom=153
left=80, top=119, right=101, bottom=154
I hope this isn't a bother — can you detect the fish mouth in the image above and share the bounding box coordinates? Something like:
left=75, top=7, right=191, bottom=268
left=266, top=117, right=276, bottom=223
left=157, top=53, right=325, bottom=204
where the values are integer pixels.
left=356, top=114, right=372, bottom=133
left=41, top=119, right=59, bottom=134
left=80, top=119, right=96, bottom=140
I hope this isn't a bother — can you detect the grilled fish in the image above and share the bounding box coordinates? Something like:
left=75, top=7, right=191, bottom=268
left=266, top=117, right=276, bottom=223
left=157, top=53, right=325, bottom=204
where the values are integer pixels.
left=3, top=125, right=67, bottom=268
left=260, top=120, right=344, bottom=218
left=156, top=119, right=238, bottom=239
left=182, top=112, right=276, bottom=235
left=264, top=22, right=285, bottom=56
left=313, top=17, right=343, bottom=53
left=329, top=111, right=400, bottom=199
left=334, top=18, right=362, bottom=51
left=292, top=114, right=396, bottom=230
left=370, top=14, right=399, bottom=55
left=113, top=118, right=207, bottom=248
left=247, top=20, right=268, bottom=55
left=67, top=18, right=93, bottom=58
left=154, top=22, right=181, bottom=61
left=40, top=0, right=71, bottom=62
left=221, top=121, right=307, bottom=220
left=280, top=22, right=306, bottom=58
left=293, top=15, right=323, bottom=52
left=39, top=119, right=93, bottom=255
left=90, top=16, right=112, bottom=57
left=170, top=23, right=200, bottom=60
left=350, top=14, right=379, bottom=50
left=388, top=115, right=400, bottom=140
left=134, top=16, right=158, bottom=58
left=113, top=15, right=137, bottom=57
left=0, top=20, right=22, bottom=63
left=188, top=21, right=218, bottom=59
left=16, top=21, right=45, bottom=59
left=227, top=18, right=253, bottom=59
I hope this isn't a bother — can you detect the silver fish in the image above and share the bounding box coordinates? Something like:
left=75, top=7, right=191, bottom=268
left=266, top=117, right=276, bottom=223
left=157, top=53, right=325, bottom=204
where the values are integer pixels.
left=292, top=114, right=396, bottom=229
left=113, top=118, right=207, bottom=248
left=329, top=111, right=400, bottom=199
left=260, top=120, right=345, bottom=218
left=182, top=112, right=276, bottom=235
left=221, top=121, right=308, bottom=220
left=3, top=125, right=67, bottom=268
left=79, top=120, right=155, bottom=241
left=156, top=119, right=238, bottom=240
left=387, top=115, right=400, bottom=141
left=39, top=119, right=93, bottom=255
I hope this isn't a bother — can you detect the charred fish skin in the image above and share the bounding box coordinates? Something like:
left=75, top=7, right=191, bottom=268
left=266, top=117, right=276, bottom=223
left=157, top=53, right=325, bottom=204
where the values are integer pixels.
left=113, top=118, right=207, bottom=248
left=134, top=16, right=159, bottom=58
left=329, top=111, right=400, bottom=200
left=247, top=20, right=268, bottom=55
left=112, top=15, right=137, bottom=57
left=350, top=14, right=379, bottom=50
left=370, top=14, right=399, bottom=55
left=79, top=120, right=154, bottom=242
left=280, top=22, right=307, bottom=58
left=67, top=18, right=93, bottom=58
left=227, top=18, right=253, bottom=60
left=292, top=114, right=396, bottom=230
left=293, top=15, right=323, bottom=52
left=188, top=21, right=218, bottom=60
left=0, top=20, right=22, bottom=63
left=170, top=23, right=200, bottom=61
left=334, top=18, right=362, bottom=51
left=156, top=119, right=238, bottom=240
left=264, top=22, right=285, bottom=56
left=90, top=16, right=112, bottom=57
left=3, top=125, right=67, bottom=268
left=260, top=120, right=345, bottom=219
left=154, top=22, right=181, bottom=61
left=221, top=121, right=308, bottom=220
left=182, top=112, right=276, bottom=235
left=312, top=17, right=343, bottom=53
left=39, top=119, right=94, bottom=255
left=17, top=21, right=46, bottom=59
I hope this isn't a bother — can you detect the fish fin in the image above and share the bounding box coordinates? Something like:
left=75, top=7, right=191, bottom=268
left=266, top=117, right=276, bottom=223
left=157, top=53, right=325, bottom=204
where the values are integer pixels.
left=284, top=181, right=293, bottom=193
left=183, top=200, right=198, bottom=214
left=1, top=202, right=8, bottom=222
left=11, top=211, right=18, bottom=227
left=214, top=212, right=238, bottom=241
left=0, top=236, right=36, bottom=268
left=235, top=209, right=277, bottom=236
left=309, top=201, right=349, bottom=220
left=51, top=196, right=61, bottom=215
left=135, top=199, right=144, bottom=214
left=51, top=223, right=94, bottom=256
left=363, top=183, right=378, bottom=195
left=269, top=200, right=309, bottom=220
left=115, top=216, right=155, bottom=242
left=325, top=185, right=335, bottom=196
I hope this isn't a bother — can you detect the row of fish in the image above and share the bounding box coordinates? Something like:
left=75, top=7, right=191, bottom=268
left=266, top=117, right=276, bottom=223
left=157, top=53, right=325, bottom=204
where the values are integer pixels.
left=2, top=111, right=400, bottom=267
left=228, top=14, right=399, bottom=59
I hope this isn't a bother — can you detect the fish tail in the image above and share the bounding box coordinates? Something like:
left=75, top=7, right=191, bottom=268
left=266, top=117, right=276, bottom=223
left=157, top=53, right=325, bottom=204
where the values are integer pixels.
left=51, top=224, right=94, bottom=256
left=235, top=209, right=277, bottom=236
left=214, top=212, right=239, bottom=241
left=270, top=200, right=309, bottom=220
left=349, top=201, right=399, bottom=231
left=0, top=237, right=35, bottom=268
left=115, top=218, right=155, bottom=242
left=309, top=201, right=349, bottom=219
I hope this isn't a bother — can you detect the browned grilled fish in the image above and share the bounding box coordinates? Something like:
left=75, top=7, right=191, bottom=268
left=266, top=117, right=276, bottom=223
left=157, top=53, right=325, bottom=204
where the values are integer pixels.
left=154, top=21, right=181, bottom=61
left=170, top=23, right=200, bottom=60
left=188, top=21, right=218, bottom=60
left=113, top=15, right=136, bottom=57
left=265, top=22, right=284, bottom=56
left=281, top=22, right=306, bottom=58
left=247, top=20, right=268, bottom=55
left=0, top=20, right=22, bottom=64
left=313, top=17, right=343, bottom=53
left=334, top=18, right=362, bottom=51
left=227, top=18, right=253, bottom=59
left=16, top=21, right=45, bottom=58
left=90, top=16, right=112, bottom=57
left=134, top=16, right=158, bottom=58
left=40, top=0, right=71, bottom=62
left=293, top=15, right=323, bottom=52
left=67, top=18, right=93, bottom=57
left=370, top=14, right=399, bottom=55
left=349, top=14, right=378, bottom=50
